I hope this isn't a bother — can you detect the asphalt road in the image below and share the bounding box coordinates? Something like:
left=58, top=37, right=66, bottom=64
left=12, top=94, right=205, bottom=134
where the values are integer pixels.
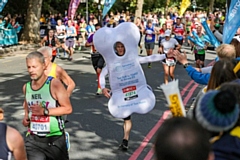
left=0, top=43, right=216, bottom=160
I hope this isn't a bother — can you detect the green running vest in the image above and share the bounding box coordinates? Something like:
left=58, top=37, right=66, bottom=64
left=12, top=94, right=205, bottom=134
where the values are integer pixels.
left=25, top=77, right=64, bottom=137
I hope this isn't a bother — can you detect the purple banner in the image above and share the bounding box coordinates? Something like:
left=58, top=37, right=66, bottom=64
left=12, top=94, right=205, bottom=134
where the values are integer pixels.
left=68, top=0, right=81, bottom=20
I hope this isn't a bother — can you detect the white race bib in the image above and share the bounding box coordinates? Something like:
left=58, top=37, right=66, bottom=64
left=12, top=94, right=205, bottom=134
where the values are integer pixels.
left=166, top=58, right=175, bottom=66
left=123, top=86, right=138, bottom=101
left=146, top=35, right=153, bottom=40
left=30, top=115, right=50, bottom=136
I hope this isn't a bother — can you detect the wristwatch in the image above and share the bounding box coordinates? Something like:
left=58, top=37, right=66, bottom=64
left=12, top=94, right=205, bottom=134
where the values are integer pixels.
left=183, top=63, right=190, bottom=68
left=43, top=108, right=49, bottom=116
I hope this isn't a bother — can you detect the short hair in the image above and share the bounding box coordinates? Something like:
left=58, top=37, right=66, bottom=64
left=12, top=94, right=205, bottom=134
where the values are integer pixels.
left=155, top=117, right=211, bottom=160
left=26, top=51, right=45, bottom=64
left=37, top=46, right=52, bottom=57
left=95, top=23, right=102, bottom=27
left=216, top=44, right=236, bottom=60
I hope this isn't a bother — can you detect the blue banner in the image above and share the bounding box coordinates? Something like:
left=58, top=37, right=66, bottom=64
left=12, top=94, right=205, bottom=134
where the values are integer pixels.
left=201, top=20, right=220, bottom=47
left=102, top=0, right=116, bottom=18
left=0, top=0, right=8, bottom=12
left=0, top=29, right=18, bottom=46
left=187, top=35, right=205, bottom=48
left=223, top=0, right=240, bottom=44
left=189, top=32, right=205, bottom=48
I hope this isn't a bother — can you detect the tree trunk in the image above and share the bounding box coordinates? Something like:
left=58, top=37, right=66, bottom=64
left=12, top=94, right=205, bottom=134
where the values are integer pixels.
left=134, top=0, right=143, bottom=22
left=209, top=0, right=215, bottom=13
left=21, top=0, right=43, bottom=43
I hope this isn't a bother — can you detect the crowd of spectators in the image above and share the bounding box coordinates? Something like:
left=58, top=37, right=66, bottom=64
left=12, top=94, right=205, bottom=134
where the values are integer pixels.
left=0, top=13, right=24, bottom=47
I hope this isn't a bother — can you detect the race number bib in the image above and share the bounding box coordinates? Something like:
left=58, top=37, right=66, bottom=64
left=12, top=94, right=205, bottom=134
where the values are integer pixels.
left=30, top=115, right=50, bottom=136
left=146, top=35, right=153, bottom=40
left=166, top=58, right=175, bottom=66
left=195, top=45, right=204, bottom=50
left=123, top=86, right=138, bottom=101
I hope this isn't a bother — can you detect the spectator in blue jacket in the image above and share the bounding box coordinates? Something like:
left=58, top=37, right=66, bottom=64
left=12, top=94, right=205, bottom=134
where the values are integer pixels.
left=174, top=44, right=236, bottom=85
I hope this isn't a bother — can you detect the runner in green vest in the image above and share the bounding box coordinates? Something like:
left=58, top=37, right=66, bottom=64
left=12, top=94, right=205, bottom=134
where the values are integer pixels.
left=22, top=51, right=72, bottom=160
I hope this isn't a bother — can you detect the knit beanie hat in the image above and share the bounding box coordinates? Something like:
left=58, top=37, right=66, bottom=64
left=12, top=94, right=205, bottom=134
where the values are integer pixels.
left=195, top=90, right=239, bottom=132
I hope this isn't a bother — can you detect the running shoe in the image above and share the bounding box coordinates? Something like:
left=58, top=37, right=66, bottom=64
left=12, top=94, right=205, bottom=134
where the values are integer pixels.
left=96, top=88, right=102, bottom=95
left=65, top=132, right=70, bottom=151
left=78, top=46, right=82, bottom=51
left=64, top=54, right=68, bottom=58
left=156, top=86, right=162, bottom=90
left=68, top=57, right=73, bottom=61
left=118, top=139, right=128, bottom=151
left=148, top=63, right=152, bottom=68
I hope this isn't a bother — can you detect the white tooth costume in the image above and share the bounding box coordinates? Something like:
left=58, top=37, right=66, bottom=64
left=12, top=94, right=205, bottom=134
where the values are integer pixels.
left=93, top=22, right=168, bottom=118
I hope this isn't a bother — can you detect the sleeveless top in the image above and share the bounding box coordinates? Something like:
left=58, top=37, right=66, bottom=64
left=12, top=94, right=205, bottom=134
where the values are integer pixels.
left=174, top=24, right=184, bottom=40
left=0, top=123, right=12, bottom=160
left=145, top=25, right=155, bottom=43
left=45, top=36, right=56, bottom=47
left=25, top=77, right=64, bottom=137
left=66, top=26, right=75, bottom=39
left=48, top=63, right=57, bottom=78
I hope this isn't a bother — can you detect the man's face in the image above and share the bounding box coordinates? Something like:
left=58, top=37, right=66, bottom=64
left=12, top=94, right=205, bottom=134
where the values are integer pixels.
left=197, top=26, right=202, bottom=33
left=115, top=42, right=125, bottom=56
left=26, top=58, right=45, bottom=81
left=177, top=19, right=181, bottom=24
left=147, top=22, right=152, bottom=27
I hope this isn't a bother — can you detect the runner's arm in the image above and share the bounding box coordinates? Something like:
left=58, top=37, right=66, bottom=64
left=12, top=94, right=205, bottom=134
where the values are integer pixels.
left=7, top=126, right=27, bottom=160
left=40, top=36, right=47, bottom=46
left=100, top=66, right=111, bottom=98
left=58, top=66, right=76, bottom=97
left=85, top=34, right=93, bottom=47
left=55, top=38, right=61, bottom=48
left=22, top=84, right=30, bottom=127
left=139, top=54, right=166, bottom=64
left=99, top=66, right=108, bottom=89
left=50, top=79, right=73, bottom=116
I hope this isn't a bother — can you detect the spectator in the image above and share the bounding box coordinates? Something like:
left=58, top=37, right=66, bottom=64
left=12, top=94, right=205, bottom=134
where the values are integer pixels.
left=155, top=117, right=214, bottom=160
left=40, top=14, right=46, bottom=24
left=206, top=59, right=237, bottom=91
left=193, top=89, right=240, bottom=160
left=118, top=16, right=125, bottom=24
left=49, top=14, right=57, bottom=30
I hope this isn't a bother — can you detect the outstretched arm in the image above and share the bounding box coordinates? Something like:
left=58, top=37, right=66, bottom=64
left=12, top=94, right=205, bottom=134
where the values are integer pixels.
left=139, top=49, right=174, bottom=64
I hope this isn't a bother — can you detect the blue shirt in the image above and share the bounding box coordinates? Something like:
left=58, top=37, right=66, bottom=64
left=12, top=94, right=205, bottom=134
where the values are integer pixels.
left=145, top=26, right=155, bottom=43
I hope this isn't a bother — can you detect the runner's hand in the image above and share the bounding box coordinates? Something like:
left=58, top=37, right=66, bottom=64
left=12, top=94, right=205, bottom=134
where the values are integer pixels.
left=173, top=50, right=188, bottom=64
left=22, top=116, right=30, bottom=127
left=102, top=88, right=111, bottom=98
left=30, top=104, right=44, bottom=116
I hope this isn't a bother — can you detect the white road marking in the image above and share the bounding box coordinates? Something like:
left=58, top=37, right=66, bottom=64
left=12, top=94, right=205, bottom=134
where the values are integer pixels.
left=74, top=57, right=87, bottom=61
left=73, top=88, right=80, bottom=93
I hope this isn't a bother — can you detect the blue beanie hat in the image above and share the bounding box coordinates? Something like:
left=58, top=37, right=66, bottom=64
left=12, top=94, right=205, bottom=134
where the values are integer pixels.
left=195, top=90, right=239, bottom=132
